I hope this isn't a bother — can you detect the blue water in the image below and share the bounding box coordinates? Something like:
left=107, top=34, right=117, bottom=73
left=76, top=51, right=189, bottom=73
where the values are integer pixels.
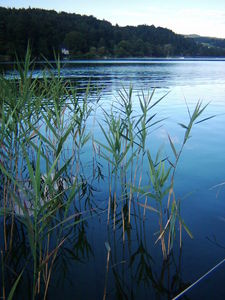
left=3, top=60, right=225, bottom=299
left=57, top=60, right=225, bottom=299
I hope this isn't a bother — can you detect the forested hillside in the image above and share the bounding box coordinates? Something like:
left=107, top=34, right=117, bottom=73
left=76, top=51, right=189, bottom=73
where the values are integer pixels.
left=1, top=6, right=225, bottom=60
left=186, top=35, right=225, bottom=50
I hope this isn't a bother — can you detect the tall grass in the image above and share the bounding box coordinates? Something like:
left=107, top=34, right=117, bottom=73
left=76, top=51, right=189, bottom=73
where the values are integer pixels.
left=96, top=87, right=210, bottom=261
left=0, top=48, right=95, bottom=299
left=0, top=48, right=211, bottom=298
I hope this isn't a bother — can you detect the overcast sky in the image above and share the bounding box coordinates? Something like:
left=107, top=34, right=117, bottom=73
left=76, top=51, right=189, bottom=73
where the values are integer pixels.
left=1, top=0, right=225, bottom=38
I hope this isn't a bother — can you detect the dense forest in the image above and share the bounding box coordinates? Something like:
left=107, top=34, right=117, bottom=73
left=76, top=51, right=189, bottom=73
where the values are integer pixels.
left=1, top=6, right=225, bottom=60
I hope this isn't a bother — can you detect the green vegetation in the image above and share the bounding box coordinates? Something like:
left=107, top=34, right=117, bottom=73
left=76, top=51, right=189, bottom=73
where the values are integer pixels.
left=1, top=6, right=225, bottom=60
left=0, top=49, right=210, bottom=298
left=186, top=34, right=225, bottom=49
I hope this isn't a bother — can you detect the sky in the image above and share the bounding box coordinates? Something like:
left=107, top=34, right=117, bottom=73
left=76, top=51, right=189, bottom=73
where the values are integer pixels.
left=1, top=0, right=225, bottom=38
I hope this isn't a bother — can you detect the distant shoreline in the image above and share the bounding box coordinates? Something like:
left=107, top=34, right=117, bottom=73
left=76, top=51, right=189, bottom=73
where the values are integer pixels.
left=61, top=57, right=225, bottom=62
left=2, top=57, right=225, bottom=72
left=1, top=57, right=225, bottom=65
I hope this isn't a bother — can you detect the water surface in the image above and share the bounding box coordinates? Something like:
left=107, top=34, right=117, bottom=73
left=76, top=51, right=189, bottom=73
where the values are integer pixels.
left=2, top=59, right=225, bottom=299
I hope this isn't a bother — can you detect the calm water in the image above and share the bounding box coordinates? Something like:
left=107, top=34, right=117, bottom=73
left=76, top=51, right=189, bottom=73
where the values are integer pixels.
left=2, top=60, right=225, bottom=299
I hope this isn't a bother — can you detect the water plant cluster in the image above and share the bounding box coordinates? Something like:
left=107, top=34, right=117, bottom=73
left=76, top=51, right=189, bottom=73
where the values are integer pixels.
left=0, top=49, right=210, bottom=299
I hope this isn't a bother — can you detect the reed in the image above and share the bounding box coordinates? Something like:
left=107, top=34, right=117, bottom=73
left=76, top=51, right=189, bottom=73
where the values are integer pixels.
left=96, top=85, right=211, bottom=260
left=0, top=48, right=211, bottom=298
left=0, top=47, right=94, bottom=298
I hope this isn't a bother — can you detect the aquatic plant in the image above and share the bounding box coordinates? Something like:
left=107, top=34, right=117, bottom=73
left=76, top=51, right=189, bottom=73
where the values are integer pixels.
left=0, top=48, right=212, bottom=298
left=0, top=48, right=95, bottom=299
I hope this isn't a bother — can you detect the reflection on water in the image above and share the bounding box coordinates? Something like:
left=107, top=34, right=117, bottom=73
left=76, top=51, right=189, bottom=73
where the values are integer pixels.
left=1, top=60, right=225, bottom=299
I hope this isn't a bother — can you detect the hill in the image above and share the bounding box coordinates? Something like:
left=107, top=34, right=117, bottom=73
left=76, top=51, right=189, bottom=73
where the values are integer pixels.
left=185, top=34, right=225, bottom=50
left=1, top=6, right=225, bottom=60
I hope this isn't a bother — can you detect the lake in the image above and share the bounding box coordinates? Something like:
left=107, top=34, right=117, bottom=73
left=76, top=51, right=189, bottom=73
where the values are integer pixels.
left=1, top=59, right=225, bottom=299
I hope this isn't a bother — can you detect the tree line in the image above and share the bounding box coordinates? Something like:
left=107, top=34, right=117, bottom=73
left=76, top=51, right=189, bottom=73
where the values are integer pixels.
left=0, top=6, right=225, bottom=60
